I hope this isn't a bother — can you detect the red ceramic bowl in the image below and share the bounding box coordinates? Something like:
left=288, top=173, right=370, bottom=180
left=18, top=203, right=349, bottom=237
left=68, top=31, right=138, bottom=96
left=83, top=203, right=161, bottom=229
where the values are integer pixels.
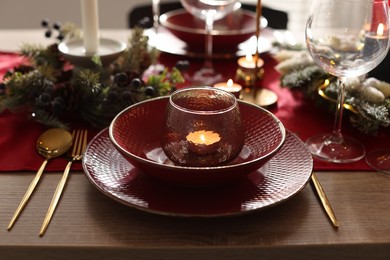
left=159, top=9, right=266, bottom=52
left=109, top=96, right=285, bottom=187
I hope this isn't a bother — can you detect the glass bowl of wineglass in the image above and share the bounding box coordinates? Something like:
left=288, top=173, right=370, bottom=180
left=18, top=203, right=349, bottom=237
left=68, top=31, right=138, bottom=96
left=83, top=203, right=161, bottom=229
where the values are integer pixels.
left=305, top=0, right=390, bottom=163
left=179, top=0, right=241, bottom=85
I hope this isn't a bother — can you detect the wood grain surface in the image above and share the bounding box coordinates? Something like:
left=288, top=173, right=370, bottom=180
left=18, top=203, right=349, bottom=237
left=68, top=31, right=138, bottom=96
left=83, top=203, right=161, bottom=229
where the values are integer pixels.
left=0, top=171, right=389, bottom=259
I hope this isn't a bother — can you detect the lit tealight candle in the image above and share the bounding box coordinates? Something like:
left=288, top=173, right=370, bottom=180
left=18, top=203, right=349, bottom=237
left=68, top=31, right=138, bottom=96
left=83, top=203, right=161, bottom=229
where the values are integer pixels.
left=213, top=79, right=242, bottom=98
left=363, top=23, right=389, bottom=57
left=238, top=53, right=264, bottom=70
left=186, top=130, right=221, bottom=155
left=81, top=0, right=100, bottom=54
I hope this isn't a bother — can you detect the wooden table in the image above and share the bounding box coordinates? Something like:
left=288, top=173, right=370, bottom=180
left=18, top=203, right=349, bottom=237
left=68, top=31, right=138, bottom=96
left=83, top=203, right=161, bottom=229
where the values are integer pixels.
left=0, top=171, right=389, bottom=259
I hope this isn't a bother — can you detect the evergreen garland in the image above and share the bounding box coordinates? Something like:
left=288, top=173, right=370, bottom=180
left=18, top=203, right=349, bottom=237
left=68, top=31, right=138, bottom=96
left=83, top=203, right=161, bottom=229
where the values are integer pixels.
left=274, top=50, right=390, bottom=135
left=0, top=24, right=184, bottom=129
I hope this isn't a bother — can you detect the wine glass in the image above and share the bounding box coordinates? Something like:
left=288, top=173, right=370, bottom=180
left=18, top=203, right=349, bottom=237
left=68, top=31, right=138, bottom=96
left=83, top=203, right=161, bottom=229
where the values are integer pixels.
left=305, top=0, right=390, bottom=163
left=180, top=0, right=241, bottom=85
left=152, top=0, right=160, bottom=32
left=148, top=0, right=166, bottom=73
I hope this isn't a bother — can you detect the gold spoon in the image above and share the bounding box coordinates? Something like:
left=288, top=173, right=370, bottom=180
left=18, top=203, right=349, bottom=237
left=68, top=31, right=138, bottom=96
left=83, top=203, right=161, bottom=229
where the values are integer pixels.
left=7, top=128, right=73, bottom=231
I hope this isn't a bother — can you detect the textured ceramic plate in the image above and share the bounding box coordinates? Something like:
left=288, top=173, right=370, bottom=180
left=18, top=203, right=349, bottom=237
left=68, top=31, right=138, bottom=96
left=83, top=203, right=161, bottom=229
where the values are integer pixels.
left=109, top=97, right=286, bottom=187
left=82, top=129, right=313, bottom=217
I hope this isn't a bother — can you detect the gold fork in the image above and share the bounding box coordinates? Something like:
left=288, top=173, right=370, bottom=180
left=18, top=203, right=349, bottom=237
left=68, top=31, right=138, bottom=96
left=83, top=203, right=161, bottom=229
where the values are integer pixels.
left=39, top=129, right=88, bottom=236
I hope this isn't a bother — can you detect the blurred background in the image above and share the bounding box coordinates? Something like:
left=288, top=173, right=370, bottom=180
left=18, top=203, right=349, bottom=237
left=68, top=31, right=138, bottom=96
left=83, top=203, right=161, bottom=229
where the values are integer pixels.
left=0, top=0, right=311, bottom=33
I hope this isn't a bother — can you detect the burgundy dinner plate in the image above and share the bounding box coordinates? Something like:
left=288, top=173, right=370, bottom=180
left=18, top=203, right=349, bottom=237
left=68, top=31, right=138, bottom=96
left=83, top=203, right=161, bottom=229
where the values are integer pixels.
left=147, top=9, right=272, bottom=58
left=160, top=9, right=258, bottom=52
left=82, top=129, right=313, bottom=217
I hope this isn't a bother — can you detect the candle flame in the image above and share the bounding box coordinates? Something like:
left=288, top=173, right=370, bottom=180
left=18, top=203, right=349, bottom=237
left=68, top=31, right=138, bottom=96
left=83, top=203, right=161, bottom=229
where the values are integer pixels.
left=227, top=79, right=233, bottom=87
left=377, top=23, right=384, bottom=36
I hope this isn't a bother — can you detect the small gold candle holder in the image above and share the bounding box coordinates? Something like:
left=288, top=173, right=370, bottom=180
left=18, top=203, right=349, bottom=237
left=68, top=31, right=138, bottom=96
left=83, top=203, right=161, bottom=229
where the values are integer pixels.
left=235, top=53, right=277, bottom=107
left=236, top=54, right=265, bottom=89
left=213, top=79, right=243, bottom=98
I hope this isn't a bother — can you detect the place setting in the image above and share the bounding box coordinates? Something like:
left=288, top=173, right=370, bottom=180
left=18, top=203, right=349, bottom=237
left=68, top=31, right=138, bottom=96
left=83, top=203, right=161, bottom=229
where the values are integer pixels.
left=82, top=87, right=313, bottom=217
left=75, top=0, right=314, bottom=218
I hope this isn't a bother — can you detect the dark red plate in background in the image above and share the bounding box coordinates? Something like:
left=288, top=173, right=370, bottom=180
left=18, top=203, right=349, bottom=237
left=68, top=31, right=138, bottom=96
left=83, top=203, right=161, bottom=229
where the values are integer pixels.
left=160, top=9, right=265, bottom=52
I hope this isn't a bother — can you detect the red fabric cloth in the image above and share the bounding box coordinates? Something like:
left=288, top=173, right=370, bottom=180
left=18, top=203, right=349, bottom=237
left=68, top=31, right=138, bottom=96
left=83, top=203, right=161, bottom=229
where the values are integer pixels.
left=0, top=52, right=389, bottom=172
left=0, top=110, right=72, bottom=171
left=261, top=58, right=390, bottom=171
left=0, top=52, right=82, bottom=171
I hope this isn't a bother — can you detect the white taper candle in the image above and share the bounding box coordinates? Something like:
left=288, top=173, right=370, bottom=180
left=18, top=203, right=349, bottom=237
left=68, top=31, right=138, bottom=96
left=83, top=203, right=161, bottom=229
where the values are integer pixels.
left=81, top=0, right=100, bottom=54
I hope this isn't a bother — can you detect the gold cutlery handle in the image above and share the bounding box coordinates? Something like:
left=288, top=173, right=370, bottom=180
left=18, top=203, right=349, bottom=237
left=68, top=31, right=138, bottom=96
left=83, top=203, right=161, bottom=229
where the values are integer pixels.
left=39, top=160, right=73, bottom=236
left=311, top=172, right=339, bottom=228
left=7, top=158, right=49, bottom=231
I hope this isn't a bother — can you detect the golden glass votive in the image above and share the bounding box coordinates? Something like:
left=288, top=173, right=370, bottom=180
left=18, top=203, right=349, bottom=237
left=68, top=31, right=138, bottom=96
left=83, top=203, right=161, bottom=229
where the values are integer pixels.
left=161, top=87, right=244, bottom=167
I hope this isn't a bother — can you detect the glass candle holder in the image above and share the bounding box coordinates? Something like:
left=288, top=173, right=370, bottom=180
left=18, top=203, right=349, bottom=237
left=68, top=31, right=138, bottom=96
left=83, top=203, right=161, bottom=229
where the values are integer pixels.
left=161, top=87, right=244, bottom=167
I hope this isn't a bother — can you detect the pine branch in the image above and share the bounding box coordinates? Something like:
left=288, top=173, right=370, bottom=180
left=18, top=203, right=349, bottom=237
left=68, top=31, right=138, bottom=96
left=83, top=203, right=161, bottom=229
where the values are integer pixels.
left=277, top=51, right=389, bottom=135
left=30, top=109, right=70, bottom=130
left=0, top=25, right=182, bottom=129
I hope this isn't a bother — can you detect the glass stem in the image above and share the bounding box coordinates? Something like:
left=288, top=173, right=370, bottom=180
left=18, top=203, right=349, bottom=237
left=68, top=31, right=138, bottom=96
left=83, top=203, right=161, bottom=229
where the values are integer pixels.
left=332, top=77, right=346, bottom=141
left=204, top=11, right=215, bottom=69
left=151, top=0, right=160, bottom=68
left=152, top=0, right=160, bottom=33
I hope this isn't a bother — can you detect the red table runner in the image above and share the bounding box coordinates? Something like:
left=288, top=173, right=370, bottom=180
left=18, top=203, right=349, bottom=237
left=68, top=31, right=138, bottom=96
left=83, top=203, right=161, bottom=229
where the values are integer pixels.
left=0, top=51, right=389, bottom=172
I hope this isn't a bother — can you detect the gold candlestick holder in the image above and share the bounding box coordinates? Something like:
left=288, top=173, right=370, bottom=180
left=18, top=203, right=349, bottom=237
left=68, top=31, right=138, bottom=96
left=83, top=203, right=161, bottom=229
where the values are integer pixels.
left=237, top=0, right=278, bottom=107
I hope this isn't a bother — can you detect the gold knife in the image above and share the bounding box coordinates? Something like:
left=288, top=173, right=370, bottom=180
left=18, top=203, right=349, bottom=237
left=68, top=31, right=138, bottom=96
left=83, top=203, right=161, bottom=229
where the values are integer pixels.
left=310, top=172, right=339, bottom=228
